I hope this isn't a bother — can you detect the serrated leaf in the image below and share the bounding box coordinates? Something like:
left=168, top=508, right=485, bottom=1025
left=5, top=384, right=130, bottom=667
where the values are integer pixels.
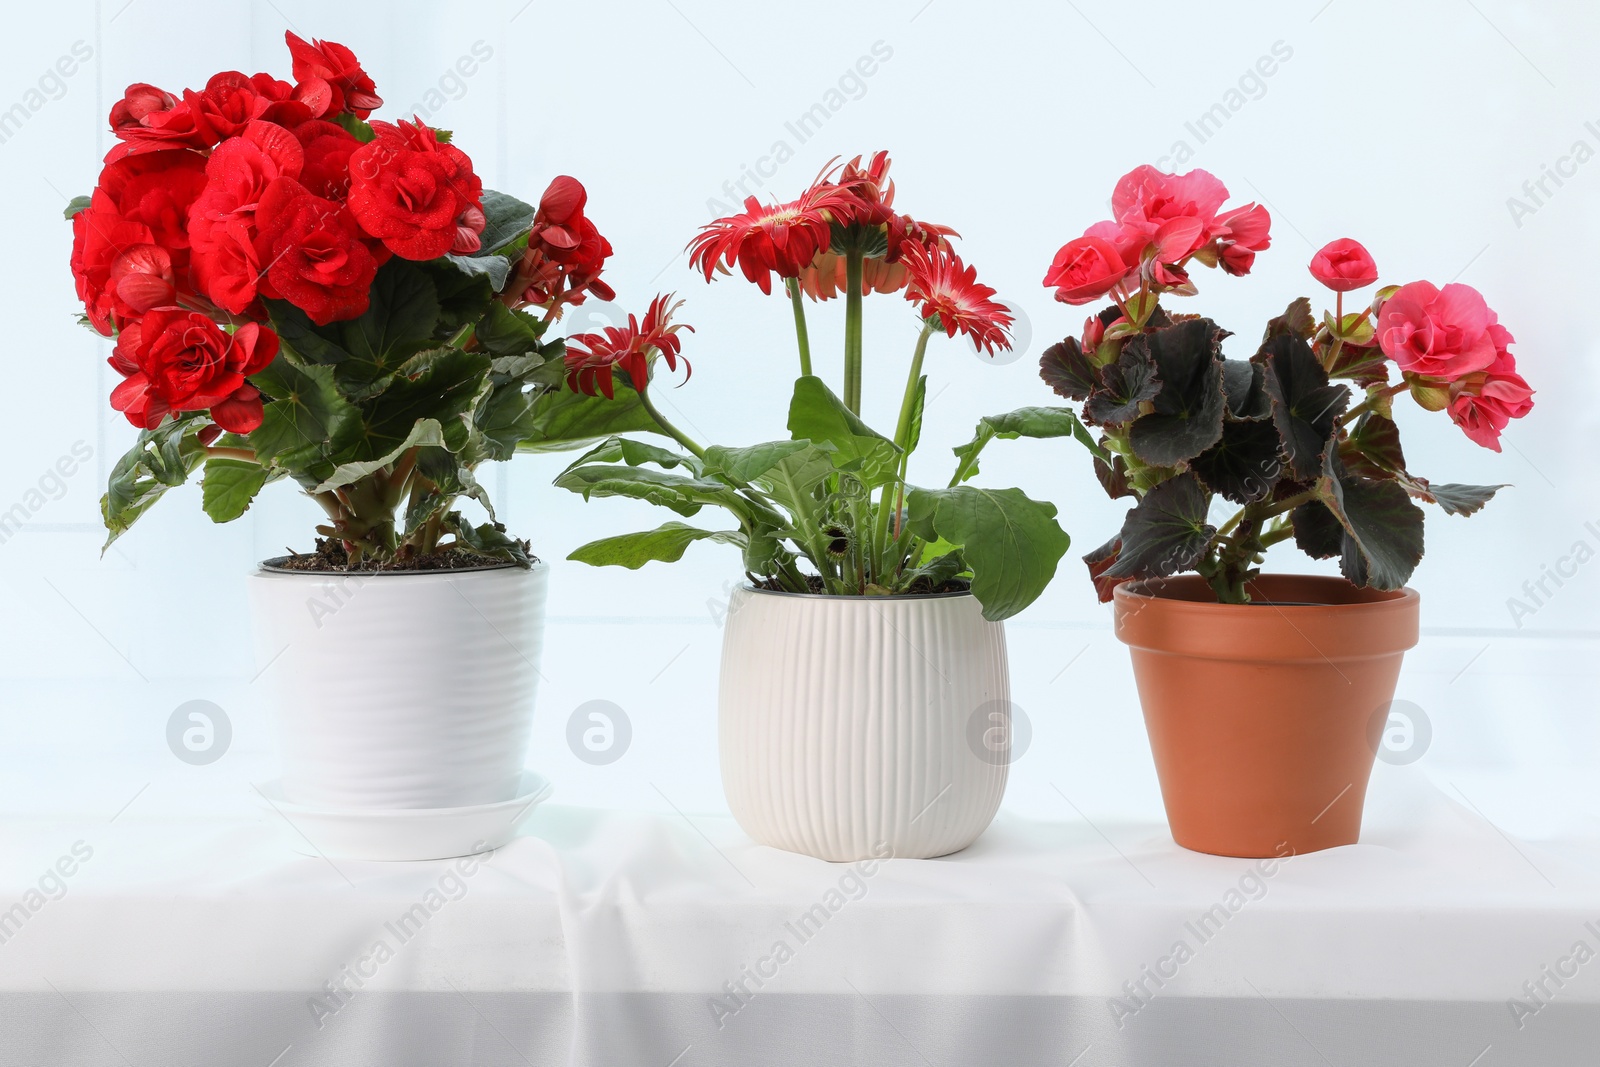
left=1340, top=412, right=1405, bottom=479
left=1103, top=472, right=1216, bottom=581
left=475, top=301, right=547, bottom=356
left=1083, top=342, right=1160, bottom=426
left=442, top=514, right=530, bottom=566
left=1126, top=319, right=1226, bottom=467
left=101, top=415, right=209, bottom=547
left=201, top=458, right=271, bottom=523
left=1264, top=297, right=1315, bottom=341
left=1398, top=475, right=1505, bottom=517
left=1221, top=359, right=1270, bottom=421
left=1316, top=451, right=1425, bottom=589
left=472, top=190, right=537, bottom=257
left=248, top=360, right=362, bottom=477
left=357, top=347, right=489, bottom=459
left=313, top=418, right=446, bottom=494
left=1190, top=420, right=1285, bottom=504
left=1040, top=338, right=1098, bottom=401
left=442, top=253, right=512, bottom=292
left=1259, top=332, right=1351, bottom=481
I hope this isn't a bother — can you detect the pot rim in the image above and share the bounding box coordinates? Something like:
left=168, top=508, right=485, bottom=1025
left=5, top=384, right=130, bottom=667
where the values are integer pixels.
left=735, top=582, right=973, bottom=602
left=255, top=555, right=546, bottom=577
left=1114, top=573, right=1418, bottom=612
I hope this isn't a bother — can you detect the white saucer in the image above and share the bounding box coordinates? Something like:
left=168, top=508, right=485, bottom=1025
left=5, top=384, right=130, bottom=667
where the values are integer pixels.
left=254, top=771, right=553, bottom=862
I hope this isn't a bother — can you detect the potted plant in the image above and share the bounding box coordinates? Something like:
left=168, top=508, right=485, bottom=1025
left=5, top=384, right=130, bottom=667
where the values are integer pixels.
left=557, top=152, right=1079, bottom=860
left=1039, top=165, right=1534, bottom=857
left=69, top=32, right=637, bottom=856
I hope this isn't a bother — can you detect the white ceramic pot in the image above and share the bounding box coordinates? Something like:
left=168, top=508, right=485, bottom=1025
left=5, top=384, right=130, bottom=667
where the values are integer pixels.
left=248, top=561, right=548, bottom=810
left=719, top=586, right=1011, bottom=861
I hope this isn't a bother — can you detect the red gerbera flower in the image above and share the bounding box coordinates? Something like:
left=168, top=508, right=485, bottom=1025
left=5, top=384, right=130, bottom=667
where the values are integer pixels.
left=564, top=294, right=693, bottom=398
left=688, top=184, right=855, bottom=295
left=900, top=242, right=1013, bottom=355
left=793, top=152, right=958, bottom=300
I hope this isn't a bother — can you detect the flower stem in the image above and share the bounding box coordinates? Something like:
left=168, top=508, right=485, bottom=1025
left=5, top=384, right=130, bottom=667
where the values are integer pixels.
left=637, top=388, right=706, bottom=459
left=205, top=446, right=258, bottom=463
left=891, top=323, right=935, bottom=452
left=1339, top=381, right=1409, bottom=426
left=871, top=324, right=935, bottom=579
left=787, top=278, right=813, bottom=378
left=843, top=246, right=865, bottom=414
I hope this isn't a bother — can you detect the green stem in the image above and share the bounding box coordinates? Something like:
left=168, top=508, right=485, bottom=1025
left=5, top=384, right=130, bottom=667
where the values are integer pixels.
left=843, top=246, right=865, bottom=414
left=205, top=446, right=258, bottom=463
left=787, top=278, right=813, bottom=378
left=638, top=388, right=707, bottom=460
left=891, top=323, right=935, bottom=452
left=875, top=323, right=935, bottom=574
left=1339, top=381, right=1409, bottom=427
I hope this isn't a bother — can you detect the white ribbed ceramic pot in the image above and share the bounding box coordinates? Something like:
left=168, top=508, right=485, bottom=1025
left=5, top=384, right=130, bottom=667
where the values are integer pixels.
left=719, top=586, right=1011, bottom=861
left=248, top=560, right=548, bottom=810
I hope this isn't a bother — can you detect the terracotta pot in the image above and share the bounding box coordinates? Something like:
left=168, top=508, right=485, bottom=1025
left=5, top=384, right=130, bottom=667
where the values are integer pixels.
left=1113, top=574, right=1419, bottom=858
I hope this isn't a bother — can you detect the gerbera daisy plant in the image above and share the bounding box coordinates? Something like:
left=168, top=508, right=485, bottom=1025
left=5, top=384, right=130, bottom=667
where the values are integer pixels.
left=1040, top=165, right=1533, bottom=604
left=72, top=33, right=639, bottom=568
left=557, top=152, right=1082, bottom=620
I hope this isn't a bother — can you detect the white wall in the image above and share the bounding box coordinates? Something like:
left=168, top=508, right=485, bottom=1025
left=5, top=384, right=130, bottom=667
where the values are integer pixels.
left=2, top=0, right=1595, bottom=834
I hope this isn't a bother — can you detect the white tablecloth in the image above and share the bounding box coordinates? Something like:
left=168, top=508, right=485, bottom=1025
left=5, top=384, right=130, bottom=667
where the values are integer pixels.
left=3, top=774, right=1597, bottom=1067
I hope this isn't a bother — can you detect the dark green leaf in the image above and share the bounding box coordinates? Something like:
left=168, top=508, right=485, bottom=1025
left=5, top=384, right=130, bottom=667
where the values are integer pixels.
left=1221, top=359, right=1270, bottom=421
left=442, top=514, right=530, bottom=566
left=314, top=418, right=447, bottom=494
left=518, top=387, right=666, bottom=452
left=248, top=360, right=362, bottom=476
left=1317, top=452, right=1425, bottom=589
left=1263, top=297, right=1315, bottom=342
left=1340, top=412, right=1405, bottom=479
left=474, top=385, right=540, bottom=462
left=418, top=260, right=496, bottom=338
left=357, top=348, right=490, bottom=459
left=1259, top=332, right=1350, bottom=481
left=904, top=486, right=1070, bottom=621
left=472, top=190, right=538, bottom=257
left=1083, top=341, right=1159, bottom=426
left=1290, top=501, right=1344, bottom=559
left=1190, top=420, right=1285, bottom=504
left=1127, top=319, right=1226, bottom=467
left=1040, top=338, right=1098, bottom=401
left=475, top=301, right=547, bottom=356
left=1104, top=472, right=1216, bottom=580
left=443, top=253, right=512, bottom=292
